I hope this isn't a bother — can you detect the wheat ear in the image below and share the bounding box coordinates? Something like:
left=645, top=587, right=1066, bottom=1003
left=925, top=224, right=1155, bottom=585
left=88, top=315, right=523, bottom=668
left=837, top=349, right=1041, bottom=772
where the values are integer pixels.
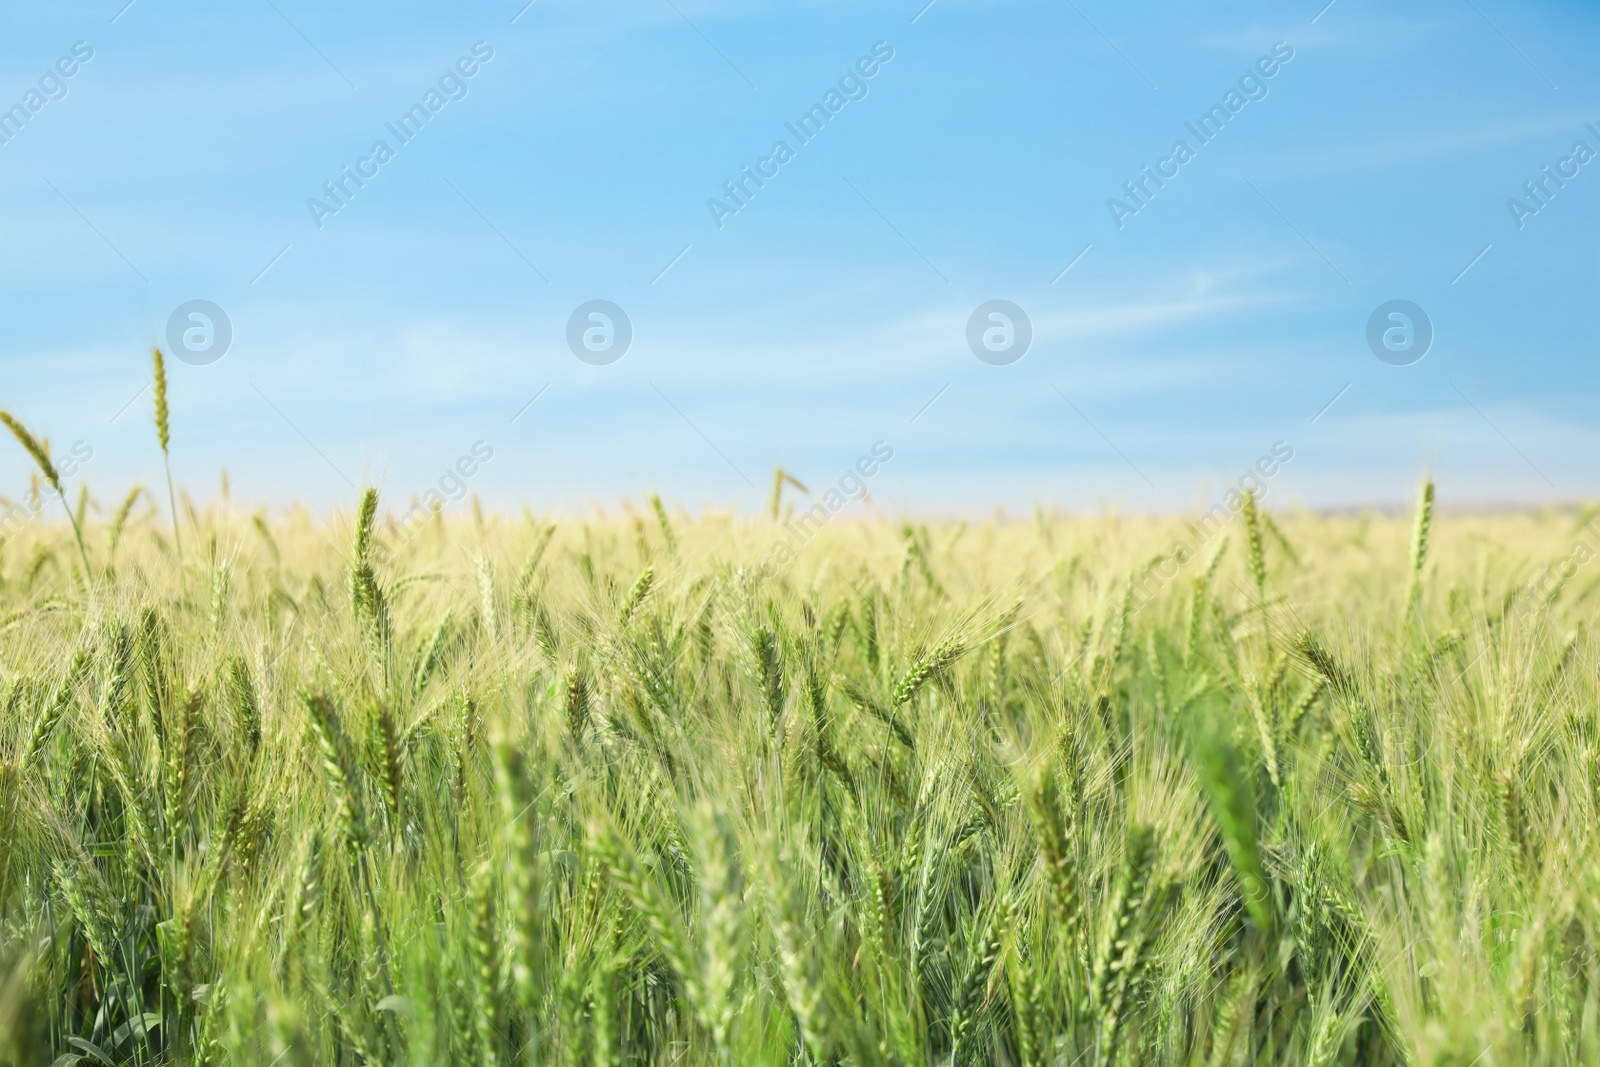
left=107, top=485, right=143, bottom=563
left=769, top=467, right=809, bottom=519
left=0, top=410, right=91, bottom=578
left=1404, top=479, right=1434, bottom=618
left=649, top=493, right=677, bottom=555
left=949, top=895, right=1011, bottom=1064
left=618, top=564, right=654, bottom=625
left=152, top=349, right=182, bottom=564
left=892, top=633, right=967, bottom=706
left=1241, top=489, right=1267, bottom=601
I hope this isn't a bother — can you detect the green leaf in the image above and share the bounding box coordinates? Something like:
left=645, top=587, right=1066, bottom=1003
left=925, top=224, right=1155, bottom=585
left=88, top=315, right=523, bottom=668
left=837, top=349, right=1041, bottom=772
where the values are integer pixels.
left=64, top=1038, right=115, bottom=1066
left=376, top=994, right=413, bottom=1015
left=110, top=1012, right=162, bottom=1047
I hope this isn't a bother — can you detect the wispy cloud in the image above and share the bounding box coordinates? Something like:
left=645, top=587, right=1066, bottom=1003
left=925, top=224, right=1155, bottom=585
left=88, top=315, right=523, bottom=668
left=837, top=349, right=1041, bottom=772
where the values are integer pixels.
left=1273, top=112, right=1590, bottom=178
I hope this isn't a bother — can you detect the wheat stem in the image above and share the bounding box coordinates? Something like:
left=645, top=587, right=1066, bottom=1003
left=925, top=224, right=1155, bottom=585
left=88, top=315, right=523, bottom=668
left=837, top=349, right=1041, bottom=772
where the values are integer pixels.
left=0, top=410, right=92, bottom=579
left=152, top=349, right=183, bottom=565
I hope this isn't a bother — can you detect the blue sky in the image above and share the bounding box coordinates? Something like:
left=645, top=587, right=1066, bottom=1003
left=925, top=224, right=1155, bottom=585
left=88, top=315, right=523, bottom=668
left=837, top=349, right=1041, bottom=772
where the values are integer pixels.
left=0, top=0, right=1595, bottom=516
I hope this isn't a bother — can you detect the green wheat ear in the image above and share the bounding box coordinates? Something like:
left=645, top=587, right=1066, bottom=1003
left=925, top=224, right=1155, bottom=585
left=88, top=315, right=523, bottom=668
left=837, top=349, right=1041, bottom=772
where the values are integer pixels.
left=153, top=348, right=183, bottom=564
left=108, top=485, right=143, bottom=563
left=769, top=467, right=808, bottom=520
left=354, top=486, right=379, bottom=563
left=1240, top=489, right=1267, bottom=601
left=0, top=411, right=60, bottom=492
left=649, top=494, right=676, bottom=555
left=152, top=349, right=170, bottom=452
left=1405, top=479, right=1434, bottom=619
left=1, top=409, right=91, bottom=579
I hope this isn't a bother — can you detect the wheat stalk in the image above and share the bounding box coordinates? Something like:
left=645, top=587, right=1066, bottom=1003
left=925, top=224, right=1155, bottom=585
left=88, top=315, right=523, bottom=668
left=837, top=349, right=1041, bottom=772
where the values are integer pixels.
left=1091, top=824, right=1169, bottom=1058
left=374, top=703, right=404, bottom=840
left=750, top=625, right=784, bottom=725
left=1025, top=766, right=1079, bottom=940
left=649, top=494, right=677, bottom=555
left=618, top=564, right=654, bottom=626
left=228, top=656, right=260, bottom=754
left=1241, top=489, right=1267, bottom=601
left=476, top=552, right=500, bottom=640
left=563, top=666, right=591, bottom=740
left=107, top=485, right=144, bottom=563
left=892, top=632, right=966, bottom=706
left=163, top=684, right=202, bottom=838
left=949, top=894, right=1011, bottom=1064
left=152, top=348, right=183, bottom=564
left=1404, top=479, right=1434, bottom=618
left=469, top=858, right=503, bottom=1061
left=768, top=467, right=809, bottom=519
left=0, top=410, right=91, bottom=578
left=412, top=611, right=454, bottom=695
left=350, top=488, right=391, bottom=662
left=302, top=691, right=369, bottom=850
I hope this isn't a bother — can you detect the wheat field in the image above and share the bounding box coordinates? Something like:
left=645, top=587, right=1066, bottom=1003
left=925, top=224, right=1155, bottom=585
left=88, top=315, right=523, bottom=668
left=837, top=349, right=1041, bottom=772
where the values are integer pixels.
left=3, top=388, right=1600, bottom=1065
